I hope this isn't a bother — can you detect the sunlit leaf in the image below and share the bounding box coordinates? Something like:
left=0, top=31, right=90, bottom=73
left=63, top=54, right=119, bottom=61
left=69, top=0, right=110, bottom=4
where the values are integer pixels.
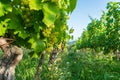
left=0, top=2, right=12, bottom=17
left=0, top=18, right=10, bottom=36
left=0, top=2, right=5, bottom=17
left=42, top=3, right=59, bottom=27
left=4, top=4, right=12, bottom=12
left=29, top=0, right=42, bottom=10
left=0, top=23, right=7, bottom=36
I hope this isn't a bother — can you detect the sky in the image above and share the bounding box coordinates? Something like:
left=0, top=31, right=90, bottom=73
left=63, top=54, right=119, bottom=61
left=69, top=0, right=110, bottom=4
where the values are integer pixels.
left=67, top=0, right=120, bottom=40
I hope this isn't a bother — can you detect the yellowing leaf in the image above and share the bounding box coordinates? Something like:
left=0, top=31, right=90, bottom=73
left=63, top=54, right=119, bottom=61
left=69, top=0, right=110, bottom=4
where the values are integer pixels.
left=29, top=0, right=42, bottom=10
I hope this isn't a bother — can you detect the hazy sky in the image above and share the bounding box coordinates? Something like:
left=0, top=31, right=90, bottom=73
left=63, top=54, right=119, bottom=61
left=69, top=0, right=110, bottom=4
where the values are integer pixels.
left=68, top=0, right=120, bottom=40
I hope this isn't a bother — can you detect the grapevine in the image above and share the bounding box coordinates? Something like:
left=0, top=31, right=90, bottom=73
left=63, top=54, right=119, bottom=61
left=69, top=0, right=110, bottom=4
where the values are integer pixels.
left=0, top=0, right=77, bottom=79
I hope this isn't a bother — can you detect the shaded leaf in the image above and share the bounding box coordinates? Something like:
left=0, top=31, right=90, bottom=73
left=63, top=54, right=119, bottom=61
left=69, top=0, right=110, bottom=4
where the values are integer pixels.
left=69, top=28, right=74, bottom=34
left=28, top=38, right=46, bottom=53
left=14, top=30, right=28, bottom=39
left=68, top=0, right=77, bottom=13
left=0, top=23, right=7, bottom=36
left=8, top=17, right=20, bottom=29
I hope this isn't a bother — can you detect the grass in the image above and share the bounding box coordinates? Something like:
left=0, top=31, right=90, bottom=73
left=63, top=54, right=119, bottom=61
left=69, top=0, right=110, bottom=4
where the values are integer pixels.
left=57, top=51, right=120, bottom=80
left=14, top=49, right=120, bottom=80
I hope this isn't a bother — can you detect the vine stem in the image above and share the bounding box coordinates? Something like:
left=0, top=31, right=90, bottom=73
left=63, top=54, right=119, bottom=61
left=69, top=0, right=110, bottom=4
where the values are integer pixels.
left=34, top=50, right=46, bottom=80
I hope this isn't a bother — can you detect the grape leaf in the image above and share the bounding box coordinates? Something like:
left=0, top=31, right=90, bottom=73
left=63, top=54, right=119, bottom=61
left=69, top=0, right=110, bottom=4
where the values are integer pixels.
left=14, top=30, right=28, bottom=39
left=8, top=17, right=20, bottom=29
left=13, top=0, right=21, bottom=5
left=0, top=24, right=7, bottom=36
left=29, top=0, right=42, bottom=10
left=0, top=18, right=10, bottom=36
left=28, top=38, right=46, bottom=53
left=4, top=4, right=12, bottom=12
left=69, top=28, right=74, bottom=34
left=0, top=2, right=12, bottom=17
left=68, top=0, right=77, bottom=13
left=0, top=2, right=4, bottom=17
left=42, top=3, right=59, bottom=27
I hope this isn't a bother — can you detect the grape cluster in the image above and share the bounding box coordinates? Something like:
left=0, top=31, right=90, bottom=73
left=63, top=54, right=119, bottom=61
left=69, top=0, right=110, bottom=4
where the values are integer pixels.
left=42, top=24, right=55, bottom=37
left=46, top=46, right=53, bottom=52
left=46, top=31, right=58, bottom=52
left=48, top=32, right=58, bottom=47
left=20, top=0, right=32, bottom=27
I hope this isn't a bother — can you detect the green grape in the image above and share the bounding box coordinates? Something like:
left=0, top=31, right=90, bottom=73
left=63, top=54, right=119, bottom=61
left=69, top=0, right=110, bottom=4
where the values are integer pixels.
left=48, top=28, right=52, bottom=32
left=53, top=32, right=58, bottom=36
left=21, top=2, right=24, bottom=6
left=22, top=15, right=27, bottom=19
left=48, top=43, right=52, bottom=47
left=53, top=38, right=57, bottom=43
left=51, top=0, right=58, bottom=3
left=21, top=0, right=29, bottom=5
left=25, top=18, right=30, bottom=23
left=26, top=12, right=31, bottom=16
left=25, top=7, right=30, bottom=12
left=51, top=25, right=55, bottom=29
left=25, top=24, right=29, bottom=27
left=118, top=22, right=120, bottom=26
left=46, top=47, right=53, bottom=52
left=42, top=31, right=49, bottom=37
left=27, top=22, right=32, bottom=27
left=43, top=28, right=52, bottom=37
left=64, top=15, right=69, bottom=19
left=21, top=6, right=25, bottom=11
left=49, top=24, right=55, bottom=29
left=118, top=30, right=120, bottom=34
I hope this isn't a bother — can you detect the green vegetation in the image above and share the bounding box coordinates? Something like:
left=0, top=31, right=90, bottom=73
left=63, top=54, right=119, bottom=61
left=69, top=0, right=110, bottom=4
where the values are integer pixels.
left=76, top=2, right=120, bottom=54
left=0, top=0, right=77, bottom=53
left=0, top=0, right=77, bottom=79
left=0, top=0, right=120, bottom=80
left=15, top=49, right=120, bottom=80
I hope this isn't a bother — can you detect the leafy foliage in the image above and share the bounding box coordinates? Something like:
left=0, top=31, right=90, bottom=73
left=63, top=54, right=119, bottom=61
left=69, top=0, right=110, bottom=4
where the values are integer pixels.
left=0, top=0, right=77, bottom=79
left=0, top=0, right=77, bottom=55
left=76, top=2, right=120, bottom=54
